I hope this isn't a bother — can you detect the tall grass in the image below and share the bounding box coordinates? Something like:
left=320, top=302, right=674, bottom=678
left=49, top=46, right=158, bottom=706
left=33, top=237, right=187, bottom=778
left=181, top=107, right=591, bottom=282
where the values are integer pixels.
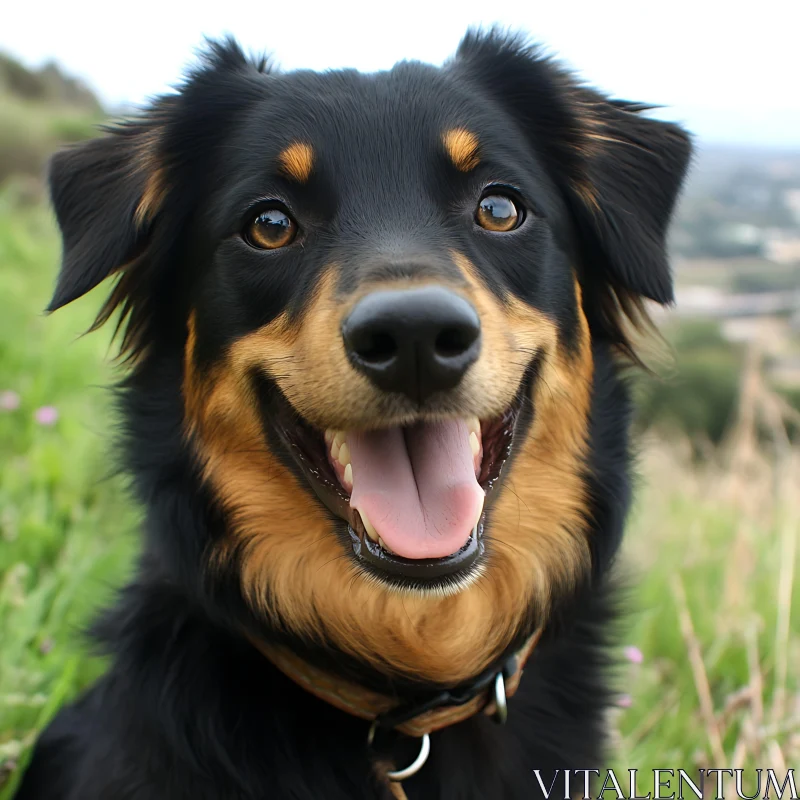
left=612, top=434, right=799, bottom=779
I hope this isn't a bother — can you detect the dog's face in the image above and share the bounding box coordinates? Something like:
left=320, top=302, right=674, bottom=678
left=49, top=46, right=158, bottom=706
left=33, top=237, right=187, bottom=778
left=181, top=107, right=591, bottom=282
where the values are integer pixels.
left=48, top=33, right=690, bottom=683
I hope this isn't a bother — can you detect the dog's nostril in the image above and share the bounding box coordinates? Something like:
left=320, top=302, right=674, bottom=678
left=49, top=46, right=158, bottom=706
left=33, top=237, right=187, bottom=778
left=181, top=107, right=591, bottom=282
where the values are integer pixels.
left=435, top=325, right=476, bottom=359
left=355, top=331, right=397, bottom=364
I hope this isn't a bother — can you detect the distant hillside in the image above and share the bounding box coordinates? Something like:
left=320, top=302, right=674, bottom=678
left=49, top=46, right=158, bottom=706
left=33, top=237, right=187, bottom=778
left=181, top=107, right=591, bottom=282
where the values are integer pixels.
left=681, top=145, right=800, bottom=199
left=0, top=53, right=102, bottom=113
left=0, top=53, right=105, bottom=188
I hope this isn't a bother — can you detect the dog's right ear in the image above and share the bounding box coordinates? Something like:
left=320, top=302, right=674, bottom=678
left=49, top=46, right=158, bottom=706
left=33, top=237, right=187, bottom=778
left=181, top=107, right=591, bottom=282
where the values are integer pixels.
left=47, top=37, right=269, bottom=317
left=47, top=123, right=165, bottom=312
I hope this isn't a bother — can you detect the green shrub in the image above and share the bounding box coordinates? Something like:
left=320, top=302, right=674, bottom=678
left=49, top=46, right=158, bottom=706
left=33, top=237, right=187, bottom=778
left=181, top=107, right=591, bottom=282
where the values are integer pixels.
left=48, top=115, right=98, bottom=143
left=0, top=95, right=101, bottom=184
left=636, top=348, right=742, bottom=444
left=0, top=52, right=103, bottom=187
left=635, top=319, right=800, bottom=446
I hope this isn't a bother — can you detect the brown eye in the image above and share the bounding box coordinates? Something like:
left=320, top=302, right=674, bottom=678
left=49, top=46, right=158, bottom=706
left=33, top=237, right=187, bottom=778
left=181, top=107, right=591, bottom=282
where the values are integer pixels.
left=244, top=207, right=297, bottom=250
left=476, top=194, right=522, bottom=232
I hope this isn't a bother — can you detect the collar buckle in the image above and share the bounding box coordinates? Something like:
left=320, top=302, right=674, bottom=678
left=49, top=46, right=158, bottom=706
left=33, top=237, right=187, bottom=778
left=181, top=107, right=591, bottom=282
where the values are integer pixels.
left=368, top=662, right=509, bottom=783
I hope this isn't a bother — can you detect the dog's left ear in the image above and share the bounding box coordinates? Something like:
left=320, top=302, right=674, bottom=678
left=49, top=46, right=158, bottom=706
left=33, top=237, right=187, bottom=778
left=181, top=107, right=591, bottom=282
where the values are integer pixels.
left=562, top=95, right=691, bottom=306
left=454, top=31, right=692, bottom=306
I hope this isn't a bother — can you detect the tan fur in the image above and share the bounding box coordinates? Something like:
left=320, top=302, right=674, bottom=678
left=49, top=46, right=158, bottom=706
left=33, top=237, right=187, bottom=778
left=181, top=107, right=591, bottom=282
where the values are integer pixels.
left=183, top=258, right=594, bottom=684
left=559, top=101, right=663, bottom=362
left=565, top=94, right=620, bottom=216
left=570, top=178, right=602, bottom=216
left=278, top=142, right=314, bottom=183
left=133, top=131, right=167, bottom=227
left=442, top=128, right=480, bottom=172
left=183, top=313, right=200, bottom=427
left=221, top=266, right=551, bottom=433
left=134, top=167, right=167, bottom=227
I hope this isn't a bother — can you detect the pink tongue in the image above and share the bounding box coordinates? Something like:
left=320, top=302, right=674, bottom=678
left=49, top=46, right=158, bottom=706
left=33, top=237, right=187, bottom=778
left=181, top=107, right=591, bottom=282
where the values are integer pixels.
left=348, top=420, right=484, bottom=560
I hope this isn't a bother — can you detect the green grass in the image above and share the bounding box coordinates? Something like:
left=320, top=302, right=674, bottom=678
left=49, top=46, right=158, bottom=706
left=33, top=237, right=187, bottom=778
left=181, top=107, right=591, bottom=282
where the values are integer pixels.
left=611, top=441, right=800, bottom=780
left=0, top=190, right=797, bottom=794
left=0, top=193, right=138, bottom=796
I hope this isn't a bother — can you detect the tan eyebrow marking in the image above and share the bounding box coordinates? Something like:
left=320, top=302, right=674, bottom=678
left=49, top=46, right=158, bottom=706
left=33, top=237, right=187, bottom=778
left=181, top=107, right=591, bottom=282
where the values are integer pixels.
left=442, top=128, right=480, bottom=172
left=278, top=142, right=314, bottom=183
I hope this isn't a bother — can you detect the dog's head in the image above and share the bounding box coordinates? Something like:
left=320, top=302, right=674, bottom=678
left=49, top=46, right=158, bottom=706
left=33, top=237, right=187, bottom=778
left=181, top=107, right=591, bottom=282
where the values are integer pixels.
left=48, top=32, right=690, bottom=684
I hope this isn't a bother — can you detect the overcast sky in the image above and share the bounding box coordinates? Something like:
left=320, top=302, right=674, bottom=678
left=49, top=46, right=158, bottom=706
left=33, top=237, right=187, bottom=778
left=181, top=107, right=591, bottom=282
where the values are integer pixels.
left=4, top=0, right=799, bottom=147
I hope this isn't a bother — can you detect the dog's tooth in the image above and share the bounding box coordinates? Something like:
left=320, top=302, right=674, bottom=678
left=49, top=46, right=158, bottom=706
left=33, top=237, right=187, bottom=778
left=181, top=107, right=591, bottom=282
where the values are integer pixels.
left=324, top=429, right=335, bottom=445
left=378, top=536, right=395, bottom=555
left=343, top=463, right=353, bottom=488
left=469, top=431, right=480, bottom=458
left=473, top=494, right=485, bottom=529
left=330, top=431, right=346, bottom=462
left=338, top=442, right=351, bottom=467
left=360, top=510, right=379, bottom=542
left=465, top=416, right=480, bottom=437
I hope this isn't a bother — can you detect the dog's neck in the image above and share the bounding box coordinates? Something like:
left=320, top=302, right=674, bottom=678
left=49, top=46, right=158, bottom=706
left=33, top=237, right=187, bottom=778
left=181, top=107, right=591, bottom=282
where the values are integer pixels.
left=251, top=629, right=542, bottom=738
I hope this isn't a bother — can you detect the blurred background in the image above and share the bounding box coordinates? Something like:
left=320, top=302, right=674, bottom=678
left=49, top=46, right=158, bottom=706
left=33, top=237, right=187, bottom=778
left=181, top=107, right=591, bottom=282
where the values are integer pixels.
left=0, top=0, right=798, bottom=793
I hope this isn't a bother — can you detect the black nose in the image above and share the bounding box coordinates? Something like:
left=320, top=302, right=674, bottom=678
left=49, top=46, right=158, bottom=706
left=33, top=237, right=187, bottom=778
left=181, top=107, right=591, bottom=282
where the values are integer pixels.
left=342, top=286, right=481, bottom=403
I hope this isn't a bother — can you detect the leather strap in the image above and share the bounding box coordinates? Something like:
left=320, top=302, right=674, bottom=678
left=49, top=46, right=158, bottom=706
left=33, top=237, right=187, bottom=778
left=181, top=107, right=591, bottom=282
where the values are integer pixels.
left=385, top=773, right=410, bottom=800
left=374, top=761, right=410, bottom=800
left=254, top=630, right=541, bottom=738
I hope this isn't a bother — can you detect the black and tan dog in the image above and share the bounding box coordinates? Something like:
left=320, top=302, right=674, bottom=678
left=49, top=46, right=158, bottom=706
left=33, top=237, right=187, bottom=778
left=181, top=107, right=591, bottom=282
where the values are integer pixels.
left=17, top=30, right=690, bottom=799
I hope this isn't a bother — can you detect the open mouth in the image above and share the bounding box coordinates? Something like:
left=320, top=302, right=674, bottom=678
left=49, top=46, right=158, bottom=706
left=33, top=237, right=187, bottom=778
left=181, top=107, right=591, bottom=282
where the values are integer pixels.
left=260, top=385, right=526, bottom=593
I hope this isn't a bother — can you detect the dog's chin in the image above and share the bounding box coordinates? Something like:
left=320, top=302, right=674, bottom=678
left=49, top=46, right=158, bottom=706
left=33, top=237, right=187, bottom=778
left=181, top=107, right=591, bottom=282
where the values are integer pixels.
left=253, top=371, right=534, bottom=596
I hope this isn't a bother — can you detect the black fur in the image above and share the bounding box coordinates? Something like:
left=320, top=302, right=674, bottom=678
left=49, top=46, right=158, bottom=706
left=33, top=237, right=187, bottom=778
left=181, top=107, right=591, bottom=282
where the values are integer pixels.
left=17, top=30, right=690, bottom=799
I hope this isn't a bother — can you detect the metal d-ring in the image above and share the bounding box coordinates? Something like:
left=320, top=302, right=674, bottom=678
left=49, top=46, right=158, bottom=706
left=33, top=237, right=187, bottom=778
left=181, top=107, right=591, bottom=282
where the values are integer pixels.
left=386, top=733, right=430, bottom=781
left=368, top=722, right=431, bottom=782
left=493, top=671, right=508, bottom=724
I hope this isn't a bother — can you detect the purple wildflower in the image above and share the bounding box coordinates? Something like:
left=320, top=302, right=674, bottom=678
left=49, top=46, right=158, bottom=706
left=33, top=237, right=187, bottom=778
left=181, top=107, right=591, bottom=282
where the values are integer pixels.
left=0, top=390, right=21, bottom=411
left=34, top=406, right=59, bottom=426
left=624, top=645, right=644, bottom=664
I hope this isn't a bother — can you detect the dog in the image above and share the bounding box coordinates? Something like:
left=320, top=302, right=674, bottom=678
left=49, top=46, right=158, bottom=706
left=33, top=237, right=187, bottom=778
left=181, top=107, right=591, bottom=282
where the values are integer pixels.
left=16, top=29, right=690, bottom=799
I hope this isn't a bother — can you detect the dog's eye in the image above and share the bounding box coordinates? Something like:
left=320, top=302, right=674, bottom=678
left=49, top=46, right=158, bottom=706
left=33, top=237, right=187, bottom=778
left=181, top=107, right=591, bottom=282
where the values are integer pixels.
left=476, top=194, right=522, bottom=232
left=244, top=207, right=297, bottom=250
